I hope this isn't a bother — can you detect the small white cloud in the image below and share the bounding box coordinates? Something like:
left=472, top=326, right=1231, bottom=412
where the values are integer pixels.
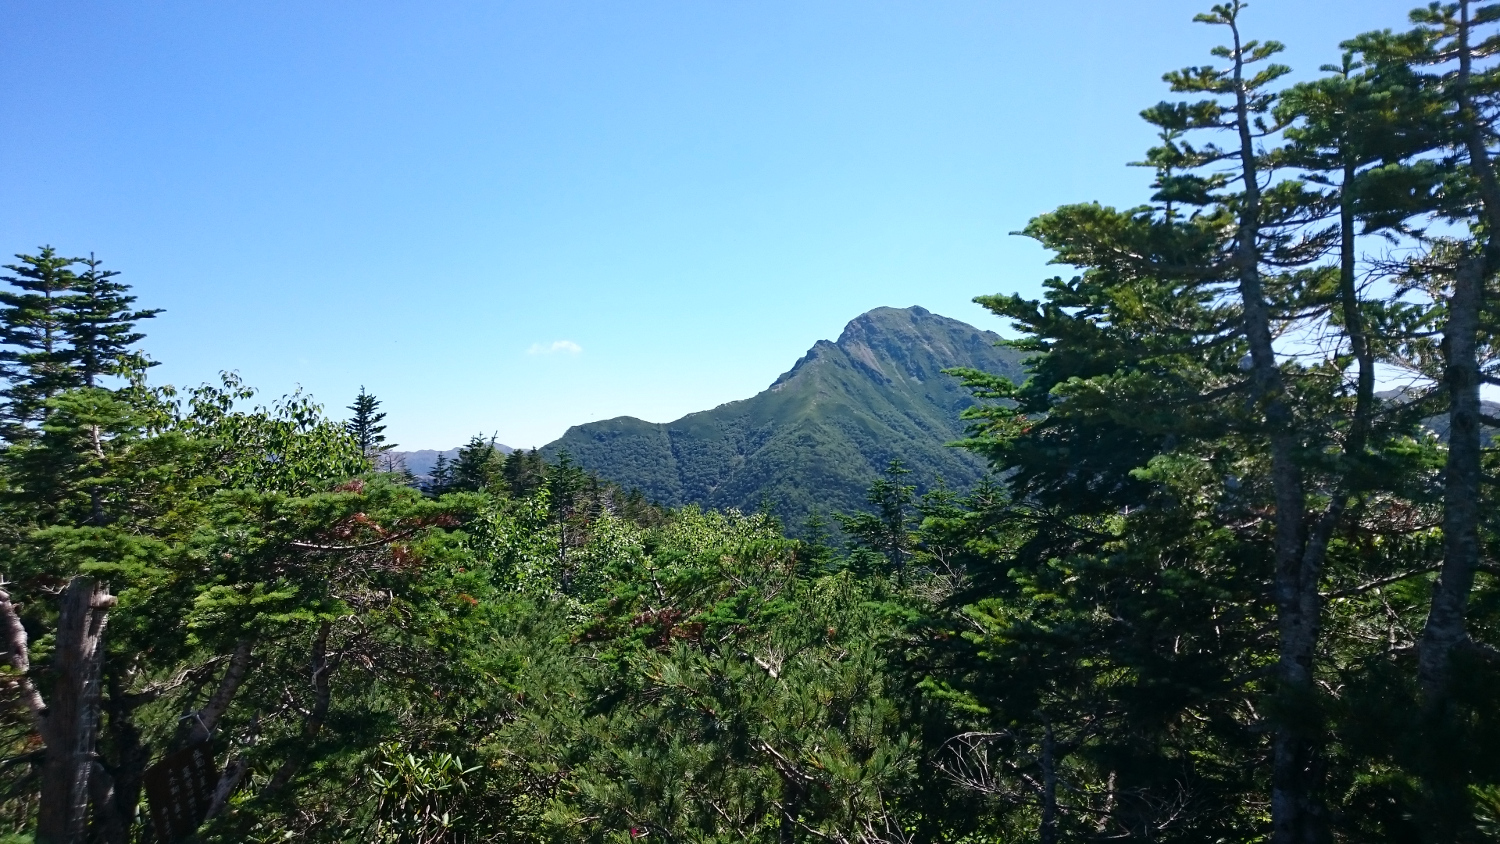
left=527, top=340, right=582, bottom=356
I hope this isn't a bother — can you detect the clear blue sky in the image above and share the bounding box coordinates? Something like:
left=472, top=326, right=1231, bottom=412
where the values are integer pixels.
left=2, top=1, right=1421, bottom=449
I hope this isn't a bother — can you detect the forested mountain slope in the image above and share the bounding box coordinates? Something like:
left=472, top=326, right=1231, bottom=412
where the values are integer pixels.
left=542, top=306, right=1025, bottom=527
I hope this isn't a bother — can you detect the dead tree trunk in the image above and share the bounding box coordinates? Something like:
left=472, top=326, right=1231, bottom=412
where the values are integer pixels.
left=33, top=578, right=116, bottom=844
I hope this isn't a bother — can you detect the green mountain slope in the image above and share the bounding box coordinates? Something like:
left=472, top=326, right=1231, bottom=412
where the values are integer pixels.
left=542, top=306, right=1025, bottom=529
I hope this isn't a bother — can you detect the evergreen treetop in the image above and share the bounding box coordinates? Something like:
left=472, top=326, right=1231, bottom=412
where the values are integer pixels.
left=345, top=386, right=392, bottom=460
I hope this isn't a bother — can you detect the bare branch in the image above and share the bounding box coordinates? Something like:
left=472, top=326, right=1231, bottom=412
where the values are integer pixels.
left=288, top=527, right=422, bottom=553
left=1323, top=565, right=1441, bottom=600
left=0, top=586, right=50, bottom=743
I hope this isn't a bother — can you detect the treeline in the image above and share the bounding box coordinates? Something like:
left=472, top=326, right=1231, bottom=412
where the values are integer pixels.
left=0, top=244, right=923, bottom=842
left=8, top=2, right=1500, bottom=843
left=927, top=1, right=1500, bottom=841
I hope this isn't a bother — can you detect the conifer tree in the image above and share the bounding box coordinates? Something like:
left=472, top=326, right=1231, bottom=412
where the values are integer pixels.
left=448, top=434, right=505, bottom=492
left=1342, top=4, right=1500, bottom=833
left=345, top=386, right=392, bottom=460
left=425, top=452, right=452, bottom=495
left=60, top=254, right=160, bottom=387
left=545, top=451, right=588, bottom=517
left=1135, top=8, right=1368, bottom=837
left=836, top=459, right=916, bottom=582
left=0, top=247, right=81, bottom=436
left=501, top=448, right=546, bottom=498
left=933, top=4, right=1500, bottom=840
left=796, top=512, right=838, bottom=577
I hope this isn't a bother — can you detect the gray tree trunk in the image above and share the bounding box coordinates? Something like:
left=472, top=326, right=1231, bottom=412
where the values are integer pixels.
left=174, top=637, right=254, bottom=749
left=1419, top=256, right=1485, bottom=706
left=1412, top=7, right=1500, bottom=837
left=35, top=578, right=115, bottom=844
left=1221, top=17, right=1324, bottom=844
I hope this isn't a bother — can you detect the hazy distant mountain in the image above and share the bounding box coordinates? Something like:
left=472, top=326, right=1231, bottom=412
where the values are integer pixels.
left=390, top=444, right=513, bottom=480
left=1374, top=389, right=1500, bottom=444
left=542, top=306, right=1026, bottom=530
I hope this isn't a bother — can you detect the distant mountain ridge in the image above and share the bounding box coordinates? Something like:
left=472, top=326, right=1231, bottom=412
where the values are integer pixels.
left=391, top=444, right=513, bottom=480
left=541, top=306, right=1026, bottom=530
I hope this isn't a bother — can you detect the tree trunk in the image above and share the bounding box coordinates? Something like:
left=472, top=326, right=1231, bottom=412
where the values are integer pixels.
left=35, top=578, right=115, bottom=844
left=262, top=623, right=336, bottom=798
left=86, top=762, right=126, bottom=844
left=1223, top=16, right=1323, bottom=844
left=1412, top=255, right=1485, bottom=843
left=95, top=672, right=151, bottom=844
left=1038, top=722, right=1057, bottom=844
left=175, top=637, right=254, bottom=749
left=1412, top=8, right=1500, bottom=837
left=1266, top=154, right=1373, bottom=844
left=205, top=756, right=250, bottom=821
left=1419, top=256, right=1485, bottom=707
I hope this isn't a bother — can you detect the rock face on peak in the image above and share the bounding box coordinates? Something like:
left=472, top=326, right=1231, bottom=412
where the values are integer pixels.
left=541, top=306, right=1026, bottom=530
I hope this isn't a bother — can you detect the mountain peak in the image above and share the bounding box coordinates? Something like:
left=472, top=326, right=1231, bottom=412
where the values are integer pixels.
left=829, top=306, right=1006, bottom=388
left=837, top=305, right=933, bottom=337
left=543, top=306, right=1025, bottom=531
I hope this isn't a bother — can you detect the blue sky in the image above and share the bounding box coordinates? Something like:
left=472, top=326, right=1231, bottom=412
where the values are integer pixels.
left=2, top=0, right=1422, bottom=449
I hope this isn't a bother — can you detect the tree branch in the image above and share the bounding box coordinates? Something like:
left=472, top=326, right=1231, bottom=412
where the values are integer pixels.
left=0, top=586, right=50, bottom=744
left=197, top=638, right=253, bottom=739
left=1323, top=565, right=1440, bottom=600
left=288, top=527, right=422, bottom=553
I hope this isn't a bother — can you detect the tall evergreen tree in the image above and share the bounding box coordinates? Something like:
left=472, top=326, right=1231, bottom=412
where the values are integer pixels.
left=1133, top=7, right=1375, bottom=837
left=0, top=247, right=81, bottom=436
left=796, top=512, right=838, bottom=578
left=501, top=447, right=546, bottom=498
left=60, top=254, right=160, bottom=388
left=1343, top=4, right=1500, bottom=834
left=345, top=386, right=392, bottom=460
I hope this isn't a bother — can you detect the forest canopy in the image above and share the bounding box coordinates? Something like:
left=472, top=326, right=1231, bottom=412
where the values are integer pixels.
left=6, top=2, right=1500, bottom=843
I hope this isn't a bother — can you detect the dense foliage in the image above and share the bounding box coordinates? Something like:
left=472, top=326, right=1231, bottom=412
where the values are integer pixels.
left=8, top=3, right=1500, bottom=843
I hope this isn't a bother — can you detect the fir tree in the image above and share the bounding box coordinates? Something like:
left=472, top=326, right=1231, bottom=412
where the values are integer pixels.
left=796, top=512, right=838, bottom=578
left=545, top=451, right=588, bottom=519
left=836, top=459, right=916, bottom=582
left=425, top=452, right=452, bottom=496
left=345, top=387, right=392, bottom=460
left=502, top=448, right=546, bottom=498
left=1343, top=4, right=1500, bottom=833
left=448, top=434, right=505, bottom=492
left=1134, top=8, right=1355, bottom=836
left=0, top=247, right=80, bottom=435
left=61, top=254, right=160, bottom=387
